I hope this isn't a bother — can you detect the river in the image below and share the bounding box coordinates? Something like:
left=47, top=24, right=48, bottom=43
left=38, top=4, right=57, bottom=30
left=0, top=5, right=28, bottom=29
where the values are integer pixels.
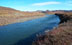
left=0, top=15, right=60, bottom=45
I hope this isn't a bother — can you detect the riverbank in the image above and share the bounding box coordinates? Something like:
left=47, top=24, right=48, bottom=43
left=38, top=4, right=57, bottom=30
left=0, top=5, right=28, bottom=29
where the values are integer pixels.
left=32, top=14, right=72, bottom=45
left=0, top=15, right=46, bottom=26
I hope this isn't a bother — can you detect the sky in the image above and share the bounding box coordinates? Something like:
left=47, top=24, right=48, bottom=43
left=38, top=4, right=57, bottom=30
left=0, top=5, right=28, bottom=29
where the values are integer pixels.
left=0, top=0, right=72, bottom=11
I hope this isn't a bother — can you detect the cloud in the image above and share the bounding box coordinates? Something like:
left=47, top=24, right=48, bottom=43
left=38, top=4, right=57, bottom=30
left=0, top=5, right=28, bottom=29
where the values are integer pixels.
left=32, top=1, right=61, bottom=6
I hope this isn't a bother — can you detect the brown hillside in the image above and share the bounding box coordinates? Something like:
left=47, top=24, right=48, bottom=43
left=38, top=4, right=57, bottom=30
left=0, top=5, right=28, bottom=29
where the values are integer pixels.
left=0, top=6, right=45, bottom=26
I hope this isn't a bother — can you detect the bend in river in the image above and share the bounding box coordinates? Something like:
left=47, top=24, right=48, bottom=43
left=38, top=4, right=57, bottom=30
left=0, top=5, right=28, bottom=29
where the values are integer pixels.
left=0, top=15, right=60, bottom=45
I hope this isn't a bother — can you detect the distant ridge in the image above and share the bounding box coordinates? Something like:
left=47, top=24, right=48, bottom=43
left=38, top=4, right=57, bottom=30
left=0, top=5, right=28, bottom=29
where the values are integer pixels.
left=0, top=6, right=21, bottom=15
left=0, top=6, right=19, bottom=11
left=38, top=10, right=72, bottom=14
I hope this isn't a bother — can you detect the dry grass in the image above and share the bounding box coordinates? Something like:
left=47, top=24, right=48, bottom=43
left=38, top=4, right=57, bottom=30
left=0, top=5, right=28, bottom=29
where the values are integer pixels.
left=32, top=19, right=72, bottom=45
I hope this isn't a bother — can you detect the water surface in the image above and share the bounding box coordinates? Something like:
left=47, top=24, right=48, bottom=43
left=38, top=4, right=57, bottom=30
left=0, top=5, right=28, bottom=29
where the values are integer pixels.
left=0, top=15, right=60, bottom=45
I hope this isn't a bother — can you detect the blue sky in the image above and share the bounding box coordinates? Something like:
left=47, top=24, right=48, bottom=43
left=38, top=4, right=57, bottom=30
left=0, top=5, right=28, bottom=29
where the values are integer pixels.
left=0, top=0, right=72, bottom=11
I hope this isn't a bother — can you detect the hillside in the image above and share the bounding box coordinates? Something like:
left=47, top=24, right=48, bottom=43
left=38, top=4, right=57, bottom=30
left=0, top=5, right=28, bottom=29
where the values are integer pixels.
left=0, top=6, right=45, bottom=26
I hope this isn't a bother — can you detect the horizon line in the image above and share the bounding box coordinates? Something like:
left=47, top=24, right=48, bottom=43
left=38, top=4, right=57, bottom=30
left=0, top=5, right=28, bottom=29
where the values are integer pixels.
left=0, top=6, right=72, bottom=12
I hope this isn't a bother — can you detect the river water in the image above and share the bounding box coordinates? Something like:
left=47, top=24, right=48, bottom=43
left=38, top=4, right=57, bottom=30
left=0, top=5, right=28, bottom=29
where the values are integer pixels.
left=0, top=15, right=60, bottom=45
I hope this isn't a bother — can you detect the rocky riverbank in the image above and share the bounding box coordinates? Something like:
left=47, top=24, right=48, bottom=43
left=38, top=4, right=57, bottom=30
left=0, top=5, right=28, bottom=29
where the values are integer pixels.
left=32, top=14, right=72, bottom=45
